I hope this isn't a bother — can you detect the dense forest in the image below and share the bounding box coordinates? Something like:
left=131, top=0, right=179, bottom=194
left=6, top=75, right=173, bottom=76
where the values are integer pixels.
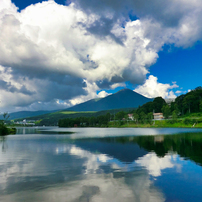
left=58, top=86, right=202, bottom=127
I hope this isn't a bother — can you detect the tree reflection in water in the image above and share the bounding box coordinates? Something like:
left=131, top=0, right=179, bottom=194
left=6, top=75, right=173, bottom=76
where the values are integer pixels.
left=101, top=132, right=202, bottom=166
left=0, top=136, right=7, bottom=152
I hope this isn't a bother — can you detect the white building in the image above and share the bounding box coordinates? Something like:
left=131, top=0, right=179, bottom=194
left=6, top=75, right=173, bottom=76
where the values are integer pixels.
left=153, top=113, right=164, bottom=120
left=128, top=114, right=134, bottom=120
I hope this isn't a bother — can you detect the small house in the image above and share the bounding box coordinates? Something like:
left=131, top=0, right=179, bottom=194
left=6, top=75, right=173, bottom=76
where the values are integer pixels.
left=128, top=114, right=134, bottom=120
left=153, top=113, right=164, bottom=120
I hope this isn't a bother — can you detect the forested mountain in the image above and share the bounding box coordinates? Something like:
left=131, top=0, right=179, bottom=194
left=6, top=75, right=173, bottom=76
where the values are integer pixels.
left=0, top=110, right=58, bottom=120
left=67, top=89, right=153, bottom=112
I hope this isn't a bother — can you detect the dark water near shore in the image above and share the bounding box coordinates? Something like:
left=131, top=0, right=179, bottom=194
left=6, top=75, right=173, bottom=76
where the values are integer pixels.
left=0, top=127, right=202, bottom=202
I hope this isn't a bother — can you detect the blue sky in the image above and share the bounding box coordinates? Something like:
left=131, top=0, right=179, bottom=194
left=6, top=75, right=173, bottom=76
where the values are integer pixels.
left=151, top=43, right=202, bottom=91
left=1, top=0, right=202, bottom=111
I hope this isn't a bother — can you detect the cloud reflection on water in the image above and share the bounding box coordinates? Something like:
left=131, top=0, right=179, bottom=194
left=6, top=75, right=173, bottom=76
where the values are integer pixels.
left=0, top=135, right=167, bottom=202
left=136, top=152, right=180, bottom=177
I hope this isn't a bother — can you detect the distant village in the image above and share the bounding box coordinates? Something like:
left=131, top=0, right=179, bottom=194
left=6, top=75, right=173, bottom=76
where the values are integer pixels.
left=13, top=119, right=36, bottom=126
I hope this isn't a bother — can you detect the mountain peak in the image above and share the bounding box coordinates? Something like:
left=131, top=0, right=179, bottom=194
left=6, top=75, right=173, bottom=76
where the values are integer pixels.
left=115, top=88, right=134, bottom=94
left=119, top=88, right=133, bottom=91
left=67, top=88, right=153, bottom=111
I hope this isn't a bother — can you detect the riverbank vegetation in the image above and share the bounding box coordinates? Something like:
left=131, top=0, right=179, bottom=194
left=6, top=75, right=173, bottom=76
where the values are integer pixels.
left=0, top=122, right=16, bottom=136
left=0, top=113, right=16, bottom=136
left=58, top=115, right=202, bottom=128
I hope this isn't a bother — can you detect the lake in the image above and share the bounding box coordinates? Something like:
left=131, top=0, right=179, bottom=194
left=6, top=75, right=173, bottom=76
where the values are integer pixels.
left=0, top=127, right=202, bottom=202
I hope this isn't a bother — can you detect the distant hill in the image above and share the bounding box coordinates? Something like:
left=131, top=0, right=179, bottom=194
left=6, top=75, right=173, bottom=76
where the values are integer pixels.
left=7, top=89, right=153, bottom=124
left=67, top=89, right=153, bottom=112
left=0, top=110, right=58, bottom=120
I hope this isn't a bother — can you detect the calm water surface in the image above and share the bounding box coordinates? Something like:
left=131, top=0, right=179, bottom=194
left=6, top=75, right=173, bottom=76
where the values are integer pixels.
left=0, top=127, right=202, bottom=202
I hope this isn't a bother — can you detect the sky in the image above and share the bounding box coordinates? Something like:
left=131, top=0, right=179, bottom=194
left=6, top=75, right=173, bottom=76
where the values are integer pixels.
left=1, top=0, right=202, bottom=112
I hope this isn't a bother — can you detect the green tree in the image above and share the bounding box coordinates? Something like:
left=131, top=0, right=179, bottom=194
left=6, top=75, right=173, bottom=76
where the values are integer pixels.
left=175, top=94, right=185, bottom=115
left=183, top=94, right=195, bottom=113
left=140, top=112, right=147, bottom=124
left=147, top=112, right=153, bottom=124
left=0, top=113, right=10, bottom=136
left=115, top=111, right=125, bottom=120
left=153, top=97, right=166, bottom=113
left=133, top=113, right=139, bottom=124
left=162, top=105, right=171, bottom=119
left=172, top=110, right=178, bottom=120
left=199, top=100, right=202, bottom=112
left=3, top=112, right=10, bottom=121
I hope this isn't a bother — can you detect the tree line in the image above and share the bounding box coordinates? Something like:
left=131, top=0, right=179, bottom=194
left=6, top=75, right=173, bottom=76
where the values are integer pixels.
left=134, top=86, right=202, bottom=119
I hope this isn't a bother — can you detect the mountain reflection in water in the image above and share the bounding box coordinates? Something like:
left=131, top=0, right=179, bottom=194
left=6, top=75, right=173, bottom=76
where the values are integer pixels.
left=0, top=128, right=202, bottom=202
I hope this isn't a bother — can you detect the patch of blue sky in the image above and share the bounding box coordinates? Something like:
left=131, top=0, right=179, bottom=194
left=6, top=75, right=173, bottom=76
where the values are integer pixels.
left=128, top=10, right=139, bottom=21
left=120, top=10, right=139, bottom=29
left=149, top=42, right=202, bottom=93
left=56, top=99, right=66, bottom=104
left=12, top=0, right=66, bottom=11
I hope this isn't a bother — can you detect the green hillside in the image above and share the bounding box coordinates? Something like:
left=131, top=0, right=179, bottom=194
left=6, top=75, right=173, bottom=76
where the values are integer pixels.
left=0, top=110, right=58, bottom=120
left=15, top=108, right=136, bottom=126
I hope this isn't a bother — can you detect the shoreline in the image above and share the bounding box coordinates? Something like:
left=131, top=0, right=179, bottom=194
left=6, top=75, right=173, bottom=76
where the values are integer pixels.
left=58, top=125, right=202, bottom=129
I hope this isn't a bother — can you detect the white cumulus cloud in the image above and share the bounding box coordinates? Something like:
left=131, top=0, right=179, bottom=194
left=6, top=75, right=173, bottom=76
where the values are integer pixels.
left=134, top=75, right=179, bottom=98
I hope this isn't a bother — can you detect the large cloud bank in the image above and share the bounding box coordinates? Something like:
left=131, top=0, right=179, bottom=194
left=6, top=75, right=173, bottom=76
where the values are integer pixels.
left=0, top=0, right=202, bottom=111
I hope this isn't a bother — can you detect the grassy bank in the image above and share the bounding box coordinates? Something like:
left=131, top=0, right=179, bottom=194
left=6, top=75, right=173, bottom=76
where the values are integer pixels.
left=108, top=119, right=202, bottom=128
